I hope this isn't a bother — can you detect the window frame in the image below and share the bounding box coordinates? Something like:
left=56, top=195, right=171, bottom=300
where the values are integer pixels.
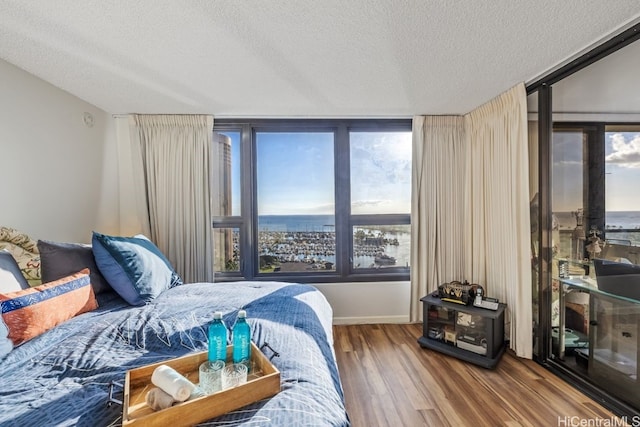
left=213, top=118, right=412, bottom=283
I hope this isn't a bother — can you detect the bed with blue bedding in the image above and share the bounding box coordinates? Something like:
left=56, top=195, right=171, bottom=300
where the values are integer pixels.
left=0, top=281, right=350, bottom=426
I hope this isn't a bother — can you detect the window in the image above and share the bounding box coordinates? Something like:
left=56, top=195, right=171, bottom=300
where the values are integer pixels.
left=256, top=131, right=336, bottom=273
left=349, top=131, right=412, bottom=270
left=212, top=119, right=411, bottom=282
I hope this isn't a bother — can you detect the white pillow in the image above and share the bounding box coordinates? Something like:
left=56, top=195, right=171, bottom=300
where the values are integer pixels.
left=0, top=250, right=29, bottom=293
left=0, top=316, right=13, bottom=357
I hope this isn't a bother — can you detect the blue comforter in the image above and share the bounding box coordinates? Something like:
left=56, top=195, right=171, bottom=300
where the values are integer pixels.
left=0, top=281, right=350, bottom=426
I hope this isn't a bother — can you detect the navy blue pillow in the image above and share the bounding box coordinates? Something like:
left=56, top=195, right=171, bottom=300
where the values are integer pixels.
left=91, top=232, right=182, bottom=306
left=38, top=240, right=112, bottom=295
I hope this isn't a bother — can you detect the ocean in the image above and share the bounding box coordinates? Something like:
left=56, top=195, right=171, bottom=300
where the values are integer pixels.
left=258, top=215, right=335, bottom=232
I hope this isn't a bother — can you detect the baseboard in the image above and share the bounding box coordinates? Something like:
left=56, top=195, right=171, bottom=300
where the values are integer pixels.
left=333, top=315, right=410, bottom=325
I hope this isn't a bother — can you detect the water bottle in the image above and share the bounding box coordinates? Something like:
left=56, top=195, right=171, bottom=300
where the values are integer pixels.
left=232, top=310, right=251, bottom=369
left=208, top=311, right=227, bottom=363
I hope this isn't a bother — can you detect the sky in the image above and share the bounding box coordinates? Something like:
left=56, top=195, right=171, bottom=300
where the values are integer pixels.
left=256, top=132, right=335, bottom=215
left=349, top=132, right=412, bottom=214
left=552, top=131, right=640, bottom=212
left=224, top=128, right=637, bottom=217
left=219, top=130, right=412, bottom=216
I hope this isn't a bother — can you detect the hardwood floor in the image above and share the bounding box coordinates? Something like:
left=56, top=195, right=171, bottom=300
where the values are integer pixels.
left=333, top=323, right=623, bottom=427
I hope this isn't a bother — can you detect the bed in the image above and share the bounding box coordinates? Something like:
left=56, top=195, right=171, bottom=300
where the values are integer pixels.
left=0, top=233, right=350, bottom=426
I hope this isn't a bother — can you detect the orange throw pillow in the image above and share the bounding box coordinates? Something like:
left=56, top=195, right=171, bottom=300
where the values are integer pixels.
left=0, top=268, right=98, bottom=346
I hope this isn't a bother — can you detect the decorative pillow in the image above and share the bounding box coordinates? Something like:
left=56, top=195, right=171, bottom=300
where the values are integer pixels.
left=0, top=226, right=41, bottom=285
left=92, top=232, right=183, bottom=306
left=0, top=269, right=98, bottom=347
left=0, top=251, right=30, bottom=293
left=38, top=239, right=112, bottom=295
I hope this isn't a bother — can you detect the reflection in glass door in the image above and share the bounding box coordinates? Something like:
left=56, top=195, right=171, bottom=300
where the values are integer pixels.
left=605, top=127, right=640, bottom=247
left=550, top=128, right=588, bottom=366
left=552, top=130, right=585, bottom=262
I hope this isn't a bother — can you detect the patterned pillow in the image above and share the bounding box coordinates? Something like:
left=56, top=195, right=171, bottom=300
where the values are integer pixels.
left=92, top=232, right=183, bottom=306
left=0, top=269, right=98, bottom=347
left=0, top=226, right=41, bottom=285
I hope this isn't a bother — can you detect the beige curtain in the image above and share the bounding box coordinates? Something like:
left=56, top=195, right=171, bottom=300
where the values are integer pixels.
left=411, top=83, right=532, bottom=358
left=115, top=117, right=151, bottom=237
left=115, top=114, right=215, bottom=284
left=465, top=84, right=532, bottom=358
left=410, top=116, right=467, bottom=322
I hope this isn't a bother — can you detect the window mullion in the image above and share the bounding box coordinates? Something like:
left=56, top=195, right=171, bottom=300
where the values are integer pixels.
left=335, top=124, right=350, bottom=278
left=242, top=123, right=255, bottom=279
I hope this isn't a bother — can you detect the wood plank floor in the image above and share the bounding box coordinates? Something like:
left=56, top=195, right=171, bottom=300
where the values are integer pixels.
left=333, top=323, right=624, bottom=427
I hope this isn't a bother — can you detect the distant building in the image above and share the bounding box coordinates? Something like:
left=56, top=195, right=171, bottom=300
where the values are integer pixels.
left=212, top=133, right=233, bottom=271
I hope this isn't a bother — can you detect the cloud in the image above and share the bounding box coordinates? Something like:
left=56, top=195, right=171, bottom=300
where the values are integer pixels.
left=350, top=133, right=412, bottom=202
left=606, top=133, right=640, bottom=168
left=352, top=200, right=389, bottom=208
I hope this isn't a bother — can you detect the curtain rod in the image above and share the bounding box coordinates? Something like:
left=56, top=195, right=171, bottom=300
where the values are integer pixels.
left=529, top=111, right=640, bottom=115
left=111, top=113, right=215, bottom=118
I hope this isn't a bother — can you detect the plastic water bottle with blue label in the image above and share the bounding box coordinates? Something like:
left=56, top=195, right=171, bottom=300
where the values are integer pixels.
left=208, top=311, right=227, bottom=362
left=232, top=310, right=251, bottom=370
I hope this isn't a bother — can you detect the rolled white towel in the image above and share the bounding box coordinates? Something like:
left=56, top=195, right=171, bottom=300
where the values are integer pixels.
left=151, top=365, right=196, bottom=402
left=146, top=387, right=176, bottom=411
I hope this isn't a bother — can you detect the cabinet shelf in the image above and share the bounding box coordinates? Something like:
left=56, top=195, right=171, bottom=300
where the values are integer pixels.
left=418, top=293, right=506, bottom=369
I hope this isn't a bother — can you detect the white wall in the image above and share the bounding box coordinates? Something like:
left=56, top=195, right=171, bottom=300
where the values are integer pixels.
left=0, top=59, right=119, bottom=243
left=315, top=281, right=411, bottom=324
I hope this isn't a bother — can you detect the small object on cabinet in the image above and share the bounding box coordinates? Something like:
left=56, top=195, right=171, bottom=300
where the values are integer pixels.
left=427, top=326, right=443, bottom=340
left=473, top=287, right=500, bottom=311
left=438, top=281, right=482, bottom=305
left=444, top=326, right=457, bottom=344
left=456, top=337, right=488, bottom=355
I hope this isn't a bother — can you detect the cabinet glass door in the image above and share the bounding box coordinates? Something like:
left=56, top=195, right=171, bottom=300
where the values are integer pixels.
left=456, top=312, right=488, bottom=356
left=425, top=304, right=455, bottom=344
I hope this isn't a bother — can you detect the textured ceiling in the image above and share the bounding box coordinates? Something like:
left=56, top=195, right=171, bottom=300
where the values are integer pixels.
left=1, top=1, right=639, bottom=117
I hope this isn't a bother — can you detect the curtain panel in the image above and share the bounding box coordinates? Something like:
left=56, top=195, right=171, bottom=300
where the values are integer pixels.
left=115, top=114, right=215, bottom=284
left=410, top=116, right=467, bottom=322
left=411, top=83, right=532, bottom=358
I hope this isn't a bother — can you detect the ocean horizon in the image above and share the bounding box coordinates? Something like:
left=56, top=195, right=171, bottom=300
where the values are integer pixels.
left=555, top=210, right=640, bottom=230
left=260, top=212, right=640, bottom=231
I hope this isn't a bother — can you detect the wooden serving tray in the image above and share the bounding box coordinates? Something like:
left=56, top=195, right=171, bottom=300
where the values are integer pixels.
left=123, top=342, right=280, bottom=426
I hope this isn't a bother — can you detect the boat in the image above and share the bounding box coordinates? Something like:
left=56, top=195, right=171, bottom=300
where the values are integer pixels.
left=374, top=254, right=396, bottom=265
